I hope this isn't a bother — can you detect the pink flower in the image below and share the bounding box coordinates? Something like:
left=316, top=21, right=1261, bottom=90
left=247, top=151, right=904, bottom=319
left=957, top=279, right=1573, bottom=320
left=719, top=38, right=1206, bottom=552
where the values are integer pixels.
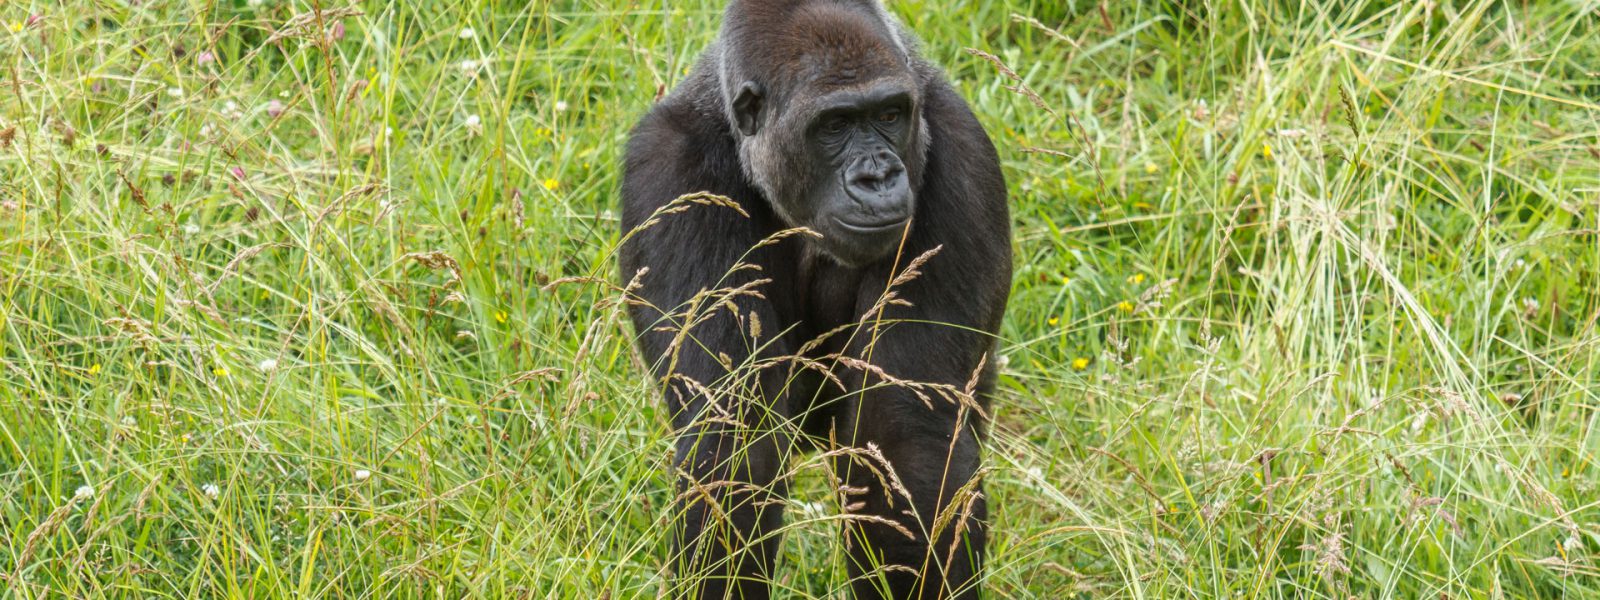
left=196, top=51, right=216, bottom=66
left=26, top=14, right=43, bottom=27
left=328, top=21, right=345, bottom=42
left=229, top=166, right=246, bottom=180
left=266, top=99, right=284, bottom=118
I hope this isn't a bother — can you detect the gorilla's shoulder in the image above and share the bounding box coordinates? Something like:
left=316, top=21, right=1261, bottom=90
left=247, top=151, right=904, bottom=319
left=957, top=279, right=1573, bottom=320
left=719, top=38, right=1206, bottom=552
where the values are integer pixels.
left=633, top=54, right=732, bottom=142
left=912, top=60, right=980, bottom=122
left=620, top=56, right=747, bottom=223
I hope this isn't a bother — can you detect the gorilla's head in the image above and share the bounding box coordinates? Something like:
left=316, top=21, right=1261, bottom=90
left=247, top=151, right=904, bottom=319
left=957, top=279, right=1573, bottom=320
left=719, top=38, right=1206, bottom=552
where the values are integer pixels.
left=719, top=0, right=930, bottom=267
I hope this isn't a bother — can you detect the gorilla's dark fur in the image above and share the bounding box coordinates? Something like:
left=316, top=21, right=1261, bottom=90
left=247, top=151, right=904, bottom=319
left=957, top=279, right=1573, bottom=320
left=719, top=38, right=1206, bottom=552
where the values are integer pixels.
left=619, top=1, right=1009, bottom=597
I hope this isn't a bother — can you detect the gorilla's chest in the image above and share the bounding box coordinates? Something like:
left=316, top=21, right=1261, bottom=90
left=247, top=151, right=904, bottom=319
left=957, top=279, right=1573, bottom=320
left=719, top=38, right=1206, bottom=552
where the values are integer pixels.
left=790, top=249, right=868, bottom=355
left=783, top=250, right=870, bottom=440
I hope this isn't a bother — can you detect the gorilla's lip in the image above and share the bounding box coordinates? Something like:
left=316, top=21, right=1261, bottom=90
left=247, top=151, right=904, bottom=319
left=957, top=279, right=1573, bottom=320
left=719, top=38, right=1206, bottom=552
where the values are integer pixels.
left=834, top=215, right=910, bottom=234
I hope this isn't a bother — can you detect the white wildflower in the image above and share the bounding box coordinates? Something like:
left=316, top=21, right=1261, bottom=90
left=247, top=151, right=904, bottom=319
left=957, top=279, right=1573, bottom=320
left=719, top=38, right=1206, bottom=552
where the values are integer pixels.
left=202, top=483, right=220, bottom=499
left=74, top=485, right=94, bottom=500
left=458, top=27, right=476, bottom=40
left=1022, top=465, right=1046, bottom=491
left=257, top=358, right=278, bottom=372
left=354, top=469, right=371, bottom=482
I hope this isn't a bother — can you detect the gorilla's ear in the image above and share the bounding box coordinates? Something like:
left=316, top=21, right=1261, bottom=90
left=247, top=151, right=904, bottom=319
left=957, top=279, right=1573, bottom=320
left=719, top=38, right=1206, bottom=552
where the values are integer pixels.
left=732, top=81, right=764, bottom=136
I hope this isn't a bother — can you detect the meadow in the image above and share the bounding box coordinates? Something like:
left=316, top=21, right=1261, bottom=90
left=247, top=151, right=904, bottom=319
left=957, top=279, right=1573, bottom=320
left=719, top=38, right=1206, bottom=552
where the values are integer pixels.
left=2, top=0, right=1598, bottom=597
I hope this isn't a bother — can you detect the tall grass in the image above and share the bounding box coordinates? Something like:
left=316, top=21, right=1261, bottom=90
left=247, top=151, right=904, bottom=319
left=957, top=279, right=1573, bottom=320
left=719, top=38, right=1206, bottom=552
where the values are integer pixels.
left=1, top=0, right=1597, bottom=597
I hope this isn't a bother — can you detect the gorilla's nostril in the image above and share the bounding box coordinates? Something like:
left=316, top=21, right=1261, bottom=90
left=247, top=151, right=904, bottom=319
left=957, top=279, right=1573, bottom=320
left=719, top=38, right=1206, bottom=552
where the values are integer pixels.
left=848, top=151, right=904, bottom=191
left=850, top=171, right=887, bottom=192
left=849, top=163, right=903, bottom=194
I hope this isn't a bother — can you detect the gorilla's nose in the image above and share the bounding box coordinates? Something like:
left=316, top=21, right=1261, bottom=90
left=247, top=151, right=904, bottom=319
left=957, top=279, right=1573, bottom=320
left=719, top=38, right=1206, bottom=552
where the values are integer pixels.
left=846, top=150, right=906, bottom=197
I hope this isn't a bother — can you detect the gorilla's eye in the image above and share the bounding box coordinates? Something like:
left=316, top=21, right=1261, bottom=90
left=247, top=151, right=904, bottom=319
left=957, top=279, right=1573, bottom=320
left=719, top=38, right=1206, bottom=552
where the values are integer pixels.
left=878, top=109, right=902, bottom=124
left=823, top=117, right=849, bottom=134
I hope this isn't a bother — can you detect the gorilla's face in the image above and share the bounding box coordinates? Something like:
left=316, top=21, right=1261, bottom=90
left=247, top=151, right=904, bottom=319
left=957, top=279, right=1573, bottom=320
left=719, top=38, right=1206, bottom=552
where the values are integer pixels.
left=803, top=86, right=918, bottom=264
left=733, top=76, right=925, bottom=267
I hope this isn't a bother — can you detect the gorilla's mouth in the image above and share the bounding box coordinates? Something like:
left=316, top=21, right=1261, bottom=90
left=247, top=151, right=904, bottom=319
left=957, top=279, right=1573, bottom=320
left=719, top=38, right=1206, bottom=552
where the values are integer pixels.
left=833, top=214, right=910, bottom=234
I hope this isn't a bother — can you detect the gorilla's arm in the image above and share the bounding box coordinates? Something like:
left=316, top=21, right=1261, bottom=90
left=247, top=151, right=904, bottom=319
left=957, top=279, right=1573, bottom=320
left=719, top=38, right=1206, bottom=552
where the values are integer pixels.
left=834, top=72, right=1010, bottom=600
left=618, top=73, right=796, bottom=599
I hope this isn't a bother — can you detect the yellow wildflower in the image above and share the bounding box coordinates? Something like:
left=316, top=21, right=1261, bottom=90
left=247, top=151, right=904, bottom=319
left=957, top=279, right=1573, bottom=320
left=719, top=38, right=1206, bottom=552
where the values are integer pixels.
left=1072, top=357, right=1089, bottom=370
left=1047, top=316, right=1059, bottom=326
left=88, top=363, right=102, bottom=375
left=1128, top=273, right=1146, bottom=284
left=1117, top=301, right=1135, bottom=313
left=1262, top=143, right=1273, bottom=159
left=543, top=178, right=559, bottom=190
left=495, top=310, right=508, bottom=324
left=213, top=367, right=229, bottom=377
left=1144, top=162, right=1158, bottom=175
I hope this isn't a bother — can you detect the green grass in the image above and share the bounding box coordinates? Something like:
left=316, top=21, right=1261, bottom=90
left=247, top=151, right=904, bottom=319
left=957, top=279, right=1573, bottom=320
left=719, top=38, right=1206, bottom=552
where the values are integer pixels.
left=3, top=0, right=1599, bottom=597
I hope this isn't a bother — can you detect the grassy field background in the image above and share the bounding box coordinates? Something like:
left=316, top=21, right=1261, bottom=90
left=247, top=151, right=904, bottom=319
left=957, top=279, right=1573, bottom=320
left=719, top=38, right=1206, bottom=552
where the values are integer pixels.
left=3, top=0, right=1599, bottom=597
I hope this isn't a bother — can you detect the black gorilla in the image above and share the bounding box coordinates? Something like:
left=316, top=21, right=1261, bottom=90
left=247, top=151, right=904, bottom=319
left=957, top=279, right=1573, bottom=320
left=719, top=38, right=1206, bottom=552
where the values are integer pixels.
left=619, top=0, right=1009, bottom=597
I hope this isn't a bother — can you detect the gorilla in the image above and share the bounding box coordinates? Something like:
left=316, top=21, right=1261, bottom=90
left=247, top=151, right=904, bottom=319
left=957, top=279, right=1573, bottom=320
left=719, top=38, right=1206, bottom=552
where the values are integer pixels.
left=619, top=0, right=1009, bottom=597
